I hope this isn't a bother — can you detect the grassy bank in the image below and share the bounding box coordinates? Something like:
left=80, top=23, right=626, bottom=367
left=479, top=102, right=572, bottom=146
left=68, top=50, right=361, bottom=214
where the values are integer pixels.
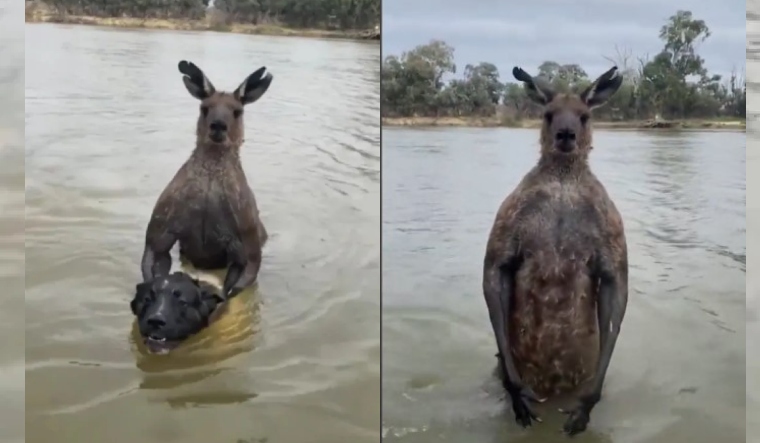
left=25, top=7, right=380, bottom=41
left=381, top=116, right=747, bottom=131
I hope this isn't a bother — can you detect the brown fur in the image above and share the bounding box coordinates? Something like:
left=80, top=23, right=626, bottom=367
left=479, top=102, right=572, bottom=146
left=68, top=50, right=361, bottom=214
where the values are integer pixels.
left=141, top=61, right=273, bottom=300
left=483, top=66, right=628, bottom=435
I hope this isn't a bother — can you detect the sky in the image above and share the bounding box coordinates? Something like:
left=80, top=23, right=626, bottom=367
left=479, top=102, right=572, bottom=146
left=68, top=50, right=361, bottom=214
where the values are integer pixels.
left=383, top=0, right=746, bottom=82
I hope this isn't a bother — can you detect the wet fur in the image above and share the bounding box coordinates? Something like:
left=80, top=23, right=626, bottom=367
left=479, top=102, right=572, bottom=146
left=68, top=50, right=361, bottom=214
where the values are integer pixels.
left=131, top=271, right=225, bottom=346
left=496, top=167, right=623, bottom=396
left=483, top=66, right=627, bottom=434
left=141, top=61, right=273, bottom=299
left=148, top=145, right=268, bottom=270
left=132, top=272, right=223, bottom=320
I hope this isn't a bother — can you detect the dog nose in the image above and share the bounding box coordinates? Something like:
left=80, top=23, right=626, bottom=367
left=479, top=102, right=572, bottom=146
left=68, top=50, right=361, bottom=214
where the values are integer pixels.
left=209, top=120, right=227, bottom=132
left=555, top=128, right=576, bottom=142
left=146, top=315, right=166, bottom=329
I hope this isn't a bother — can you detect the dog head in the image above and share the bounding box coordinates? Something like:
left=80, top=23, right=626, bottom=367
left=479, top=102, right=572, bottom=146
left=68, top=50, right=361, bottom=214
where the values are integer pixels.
left=131, top=272, right=224, bottom=354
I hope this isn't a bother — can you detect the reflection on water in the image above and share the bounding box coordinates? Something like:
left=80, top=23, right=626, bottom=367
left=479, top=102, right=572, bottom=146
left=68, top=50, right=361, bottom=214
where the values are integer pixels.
left=382, top=127, right=745, bottom=443
left=0, top=2, right=25, bottom=443
left=747, top=5, right=760, bottom=441
left=25, top=24, right=380, bottom=443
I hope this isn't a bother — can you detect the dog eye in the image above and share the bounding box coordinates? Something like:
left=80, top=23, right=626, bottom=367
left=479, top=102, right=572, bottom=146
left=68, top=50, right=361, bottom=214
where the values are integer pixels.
left=172, top=289, right=182, bottom=298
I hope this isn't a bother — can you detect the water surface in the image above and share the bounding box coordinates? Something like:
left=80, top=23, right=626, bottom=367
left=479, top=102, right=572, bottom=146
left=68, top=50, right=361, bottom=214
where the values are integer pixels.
left=382, top=127, right=745, bottom=442
left=0, top=2, right=25, bottom=442
left=26, top=23, right=380, bottom=443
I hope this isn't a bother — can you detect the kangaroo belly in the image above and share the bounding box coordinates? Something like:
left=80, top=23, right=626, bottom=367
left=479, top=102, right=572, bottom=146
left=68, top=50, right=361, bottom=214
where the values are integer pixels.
left=176, top=194, right=240, bottom=270
left=508, top=258, right=599, bottom=397
left=179, top=242, right=228, bottom=270
left=178, top=224, right=231, bottom=270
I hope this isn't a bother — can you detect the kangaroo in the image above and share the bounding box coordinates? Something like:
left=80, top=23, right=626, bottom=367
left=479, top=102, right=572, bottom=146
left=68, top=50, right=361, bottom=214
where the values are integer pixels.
left=141, top=60, right=273, bottom=300
left=482, top=65, right=627, bottom=436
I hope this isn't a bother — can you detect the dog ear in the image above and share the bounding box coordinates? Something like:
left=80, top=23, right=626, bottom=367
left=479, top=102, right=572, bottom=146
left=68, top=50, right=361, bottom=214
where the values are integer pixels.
left=131, top=282, right=151, bottom=315
left=200, top=286, right=224, bottom=307
left=197, top=288, right=224, bottom=323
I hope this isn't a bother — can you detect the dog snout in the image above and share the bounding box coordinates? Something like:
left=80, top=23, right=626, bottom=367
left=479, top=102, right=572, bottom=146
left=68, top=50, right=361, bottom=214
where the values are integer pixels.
left=146, top=314, right=167, bottom=329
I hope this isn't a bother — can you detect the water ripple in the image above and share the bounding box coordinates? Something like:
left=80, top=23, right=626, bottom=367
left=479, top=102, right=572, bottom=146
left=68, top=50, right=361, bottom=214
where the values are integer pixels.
left=382, top=127, right=745, bottom=442
left=25, top=24, right=379, bottom=443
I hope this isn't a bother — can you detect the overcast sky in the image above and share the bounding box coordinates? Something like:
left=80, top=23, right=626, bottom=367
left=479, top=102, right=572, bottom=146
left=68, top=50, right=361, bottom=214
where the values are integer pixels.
left=383, top=0, right=746, bottom=82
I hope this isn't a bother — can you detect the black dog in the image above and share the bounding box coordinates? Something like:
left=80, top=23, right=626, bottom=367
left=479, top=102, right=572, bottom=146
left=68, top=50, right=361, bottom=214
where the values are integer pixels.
left=131, top=271, right=224, bottom=354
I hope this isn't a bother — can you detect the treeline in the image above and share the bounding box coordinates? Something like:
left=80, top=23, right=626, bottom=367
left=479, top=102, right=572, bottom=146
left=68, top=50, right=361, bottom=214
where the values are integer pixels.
left=40, top=0, right=380, bottom=29
left=382, top=10, right=746, bottom=121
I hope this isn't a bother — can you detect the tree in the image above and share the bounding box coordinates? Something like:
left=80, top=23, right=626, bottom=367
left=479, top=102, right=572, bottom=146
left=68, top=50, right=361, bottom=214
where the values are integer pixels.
left=41, top=0, right=379, bottom=29
left=381, top=10, right=743, bottom=123
left=381, top=40, right=456, bottom=117
left=659, top=10, right=710, bottom=80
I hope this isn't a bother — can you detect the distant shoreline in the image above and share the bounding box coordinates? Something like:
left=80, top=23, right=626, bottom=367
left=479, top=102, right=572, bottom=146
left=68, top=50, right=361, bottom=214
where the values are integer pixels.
left=25, top=11, right=380, bottom=42
left=381, top=116, right=747, bottom=132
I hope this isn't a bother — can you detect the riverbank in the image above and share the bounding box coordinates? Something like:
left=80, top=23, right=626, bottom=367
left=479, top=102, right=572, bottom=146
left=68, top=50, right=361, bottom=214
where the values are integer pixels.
left=25, top=8, right=380, bottom=41
left=382, top=116, right=746, bottom=131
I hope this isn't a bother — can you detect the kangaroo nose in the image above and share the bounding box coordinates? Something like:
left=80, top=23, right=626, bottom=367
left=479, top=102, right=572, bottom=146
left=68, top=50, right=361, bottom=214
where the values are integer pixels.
left=555, top=128, right=576, bottom=142
left=209, top=120, right=227, bottom=132
left=146, top=315, right=166, bottom=329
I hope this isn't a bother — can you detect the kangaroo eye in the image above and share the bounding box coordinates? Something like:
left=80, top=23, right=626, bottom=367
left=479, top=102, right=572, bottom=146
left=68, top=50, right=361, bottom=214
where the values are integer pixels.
left=580, top=113, right=590, bottom=125
left=201, top=106, right=209, bottom=117
left=233, top=109, right=243, bottom=118
left=543, top=111, right=553, bottom=124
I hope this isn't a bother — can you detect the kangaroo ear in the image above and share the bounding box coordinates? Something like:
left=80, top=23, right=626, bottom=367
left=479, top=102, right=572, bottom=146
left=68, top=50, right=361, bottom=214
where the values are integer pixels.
left=581, top=66, right=623, bottom=109
left=178, top=60, right=216, bottom=100
left=234, top=66, right=273, bottom=105
left=131, top=282, right=151, bottom=315
left=512, top=66, right=555, bottom=105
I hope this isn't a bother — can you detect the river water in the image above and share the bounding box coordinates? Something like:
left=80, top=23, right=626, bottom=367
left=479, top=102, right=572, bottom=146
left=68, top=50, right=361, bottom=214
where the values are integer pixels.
left=25, top=24, right=380, bottom=443
left=382, top=127, right=745, bottom=442
left=0, top=2, right=25, bottom=443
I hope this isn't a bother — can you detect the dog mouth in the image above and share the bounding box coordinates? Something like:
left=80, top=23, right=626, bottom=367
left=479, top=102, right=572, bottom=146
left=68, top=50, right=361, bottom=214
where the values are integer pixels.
left=143, top=335, right=182, bottom=354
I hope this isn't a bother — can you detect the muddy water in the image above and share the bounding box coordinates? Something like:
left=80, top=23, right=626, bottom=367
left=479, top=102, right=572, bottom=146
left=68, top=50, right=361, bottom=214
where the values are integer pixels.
left=1, top=2, right=25, bottom=443
left=382, top=128, right=745, bottom=442
left=25, top=24, right=380, bottom=443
